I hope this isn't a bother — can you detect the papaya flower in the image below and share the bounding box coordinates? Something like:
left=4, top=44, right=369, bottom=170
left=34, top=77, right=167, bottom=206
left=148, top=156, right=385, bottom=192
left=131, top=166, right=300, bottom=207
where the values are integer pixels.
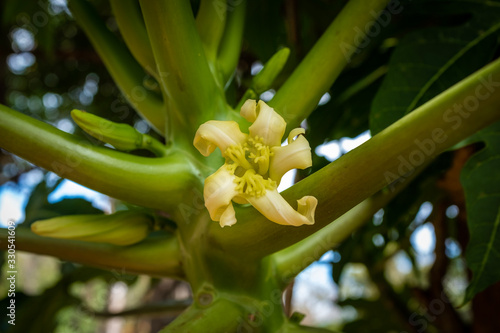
left=194, top=99, right=317, bottom=227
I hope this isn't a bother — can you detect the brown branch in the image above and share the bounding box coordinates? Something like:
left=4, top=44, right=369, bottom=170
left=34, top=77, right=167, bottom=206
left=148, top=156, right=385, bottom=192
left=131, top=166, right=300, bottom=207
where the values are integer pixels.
left=284, top=0, right=301, bottom=57
left=370, top=262, right=420, bottom=333
left=421, top=201, right=469, bottom=333
left=284, top=279, right=295, bottom=317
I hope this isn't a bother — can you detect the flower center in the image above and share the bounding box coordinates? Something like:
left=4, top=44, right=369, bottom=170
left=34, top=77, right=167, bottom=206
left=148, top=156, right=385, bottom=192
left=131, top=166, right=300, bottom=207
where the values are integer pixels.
left=225, top=136, right=276, bottom=197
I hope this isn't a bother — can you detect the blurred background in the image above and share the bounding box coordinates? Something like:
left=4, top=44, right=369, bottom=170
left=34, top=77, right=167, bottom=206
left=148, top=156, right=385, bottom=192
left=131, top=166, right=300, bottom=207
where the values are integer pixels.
left=1, top=0, right=500, bottom=332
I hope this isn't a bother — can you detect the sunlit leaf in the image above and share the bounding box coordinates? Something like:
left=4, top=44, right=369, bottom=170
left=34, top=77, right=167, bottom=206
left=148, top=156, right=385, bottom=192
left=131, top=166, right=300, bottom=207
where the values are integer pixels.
left=370, top=8, right=500, bottom=134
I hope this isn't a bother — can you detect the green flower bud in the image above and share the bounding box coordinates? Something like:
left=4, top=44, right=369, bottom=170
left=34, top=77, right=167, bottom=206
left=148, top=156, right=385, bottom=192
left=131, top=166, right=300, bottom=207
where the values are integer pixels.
left=31, top=211, right=153, bottom=246
left=252, top=47, right=290, bottom=94
left=71, top=109, right=144, bottom=151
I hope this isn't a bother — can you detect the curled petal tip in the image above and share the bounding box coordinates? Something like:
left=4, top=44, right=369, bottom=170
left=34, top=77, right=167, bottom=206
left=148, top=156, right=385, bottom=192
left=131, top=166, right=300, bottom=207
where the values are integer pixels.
left=288, top=128, right=306, bottom=142
left=248, top=190, right=317, bottom=227
left=219, top=204, right=237, bottom=228
left=297, top=196, right=318, bottom=225
left=240, top=99, right=258, bottom=122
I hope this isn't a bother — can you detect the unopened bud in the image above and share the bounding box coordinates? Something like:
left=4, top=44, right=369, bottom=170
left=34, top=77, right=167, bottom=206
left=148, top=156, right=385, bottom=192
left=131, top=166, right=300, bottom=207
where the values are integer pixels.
left=31, top=211, right=153, bottom=246
left=71, top=109, right=143, bottom=151
left=252, top=48, right=290, bottom=94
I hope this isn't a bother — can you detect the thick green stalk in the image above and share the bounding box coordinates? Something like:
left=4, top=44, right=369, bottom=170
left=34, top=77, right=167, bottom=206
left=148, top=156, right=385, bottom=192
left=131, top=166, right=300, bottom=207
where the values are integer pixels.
left=217, top=0, right=246, bottom=85
left=272, top=165, right=425, bottom=284
left=210, top=58, right=500, bottom=258
left=139, top=0, right=226, bottom=142
left=0, top=228, right=184, bottom=279
left=68, top=0, right=165, bottom=135
left=0, top=105, right=200, bottom=212
left=269, top=0, right=390, bottom=132
left=110, top=0, right=158, bottom=79
left=196, top=0, right=227, bottom=63
left=274, top=197, right=391, bottom=284
left=159, top=300, right=245, bottom=332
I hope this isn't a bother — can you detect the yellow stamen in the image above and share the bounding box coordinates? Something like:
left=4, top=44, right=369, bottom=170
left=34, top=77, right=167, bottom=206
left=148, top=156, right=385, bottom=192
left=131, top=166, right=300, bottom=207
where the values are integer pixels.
left=225, top=144, right=253, bottom=170
left=232, top=169, right=275, bottom=197
left=224, top=136, right=276, bottom=197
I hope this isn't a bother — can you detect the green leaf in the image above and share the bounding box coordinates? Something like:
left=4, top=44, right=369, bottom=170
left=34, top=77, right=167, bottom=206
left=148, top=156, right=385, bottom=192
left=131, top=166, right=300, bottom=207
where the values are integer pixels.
left=23, top=178, right=102, bottom=228
left=306, top=42, right=391, bottom=155
left=461, top=121, right=500, bottom=302
left=370, top=8, right=500, bottom=134
left=307, top=65, right=385, bottom=147
left=252, top=47, right=290, bottom=94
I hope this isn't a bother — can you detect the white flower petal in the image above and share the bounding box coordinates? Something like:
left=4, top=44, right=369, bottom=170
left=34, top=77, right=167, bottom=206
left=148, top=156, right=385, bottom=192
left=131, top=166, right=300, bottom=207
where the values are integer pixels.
left=219, top=203, right=237, bottom=227
left=204, top=166, right=239, bottom=221
left=240, top=99, right=258, bottom=122
left=269, top=133, right=312, bottom=182
left=296, top=196, right=317, bottom=225
left=246, top=100, right=286, bottom=147
left=247, top=189, right=317, bottom=226
left=233, top=195, right=249, bottom=205
left=194, top=120, right=247, bottom=156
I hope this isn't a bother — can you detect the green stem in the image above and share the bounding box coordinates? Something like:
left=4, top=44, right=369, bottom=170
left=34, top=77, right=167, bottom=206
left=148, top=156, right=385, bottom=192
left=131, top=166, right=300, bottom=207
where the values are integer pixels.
left=139, top=0, right=226, bottom=143
left=335, top=65, right=388, bottom=105
left=110, top=0, right=158, bottom=79
left=235, top=88, right=258, bottom=111
left=0, top=105, right=200, bottom=212
left=159, top=299, right=245, bottom=332
left=142, top=134, right=168, bottom=157
left=196, top=0, right=227, bottom=63
left=0, top=228, right=184, bottom=279
left=217, top=0, right=246, bottom=86
left=68, top=0, right=166, bottom=135
left=210, top=57, right=500, bottom=258
left=282, top=323, right=336, bottom=333
left=272, top=164, right=425, bottom=284
left=269, top=0, right=390, bottom=132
